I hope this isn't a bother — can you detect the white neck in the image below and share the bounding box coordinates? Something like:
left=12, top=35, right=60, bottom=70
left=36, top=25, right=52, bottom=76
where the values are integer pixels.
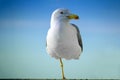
left=50, top=18, right=69, bottom=28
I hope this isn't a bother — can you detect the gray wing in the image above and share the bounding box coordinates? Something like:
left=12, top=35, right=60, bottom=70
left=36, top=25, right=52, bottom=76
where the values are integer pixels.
left=71, top=23, right=83, bottom=52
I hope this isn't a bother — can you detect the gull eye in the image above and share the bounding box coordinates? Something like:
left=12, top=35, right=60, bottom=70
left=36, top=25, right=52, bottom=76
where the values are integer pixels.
left=60, top=11, right=64, bottom=14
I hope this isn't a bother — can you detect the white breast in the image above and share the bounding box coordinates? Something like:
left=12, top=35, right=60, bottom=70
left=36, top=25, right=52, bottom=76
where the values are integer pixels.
left=46, top=22, right=81, bottom=60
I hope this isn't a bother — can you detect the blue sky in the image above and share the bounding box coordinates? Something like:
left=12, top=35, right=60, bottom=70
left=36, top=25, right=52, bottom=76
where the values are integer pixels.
left=0, top=0, right=120, bottom=79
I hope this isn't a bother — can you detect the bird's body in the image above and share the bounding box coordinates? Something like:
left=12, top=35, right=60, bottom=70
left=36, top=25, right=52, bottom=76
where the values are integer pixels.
left=46, top=8, right=83, bottom=79
left=47, top=21, right=81, bottom=59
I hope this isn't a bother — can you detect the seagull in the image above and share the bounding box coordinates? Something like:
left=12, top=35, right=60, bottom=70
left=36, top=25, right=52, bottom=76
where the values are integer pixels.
left=46, top=8, right=83, bottom=79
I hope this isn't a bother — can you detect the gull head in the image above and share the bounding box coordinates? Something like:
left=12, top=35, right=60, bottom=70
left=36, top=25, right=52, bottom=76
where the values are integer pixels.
left=51, top=8, right=79, bottom=22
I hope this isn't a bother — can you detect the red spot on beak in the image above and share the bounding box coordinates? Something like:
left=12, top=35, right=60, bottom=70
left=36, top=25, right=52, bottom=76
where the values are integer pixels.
left=75, top=16, right=79, bottom=19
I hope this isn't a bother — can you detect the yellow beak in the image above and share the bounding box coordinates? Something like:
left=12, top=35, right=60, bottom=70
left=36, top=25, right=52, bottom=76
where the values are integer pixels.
left=67, top=14, right=79, bottom=20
